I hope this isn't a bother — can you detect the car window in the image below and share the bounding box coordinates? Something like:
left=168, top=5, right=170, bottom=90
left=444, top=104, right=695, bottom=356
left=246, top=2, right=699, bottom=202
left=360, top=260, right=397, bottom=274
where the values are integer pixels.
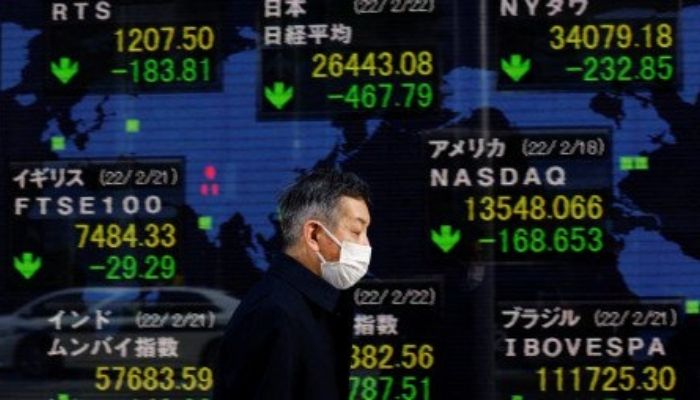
left=139, top=290, right=217, bottom=313
left=27, top=292, right=87, bottom=317
left=99, top=290, right=144, bottom=318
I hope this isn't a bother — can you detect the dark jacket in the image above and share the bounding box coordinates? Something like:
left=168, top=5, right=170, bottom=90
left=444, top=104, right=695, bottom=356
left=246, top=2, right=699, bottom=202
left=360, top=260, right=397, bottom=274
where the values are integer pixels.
left=213, top=253, right=353, bottom=400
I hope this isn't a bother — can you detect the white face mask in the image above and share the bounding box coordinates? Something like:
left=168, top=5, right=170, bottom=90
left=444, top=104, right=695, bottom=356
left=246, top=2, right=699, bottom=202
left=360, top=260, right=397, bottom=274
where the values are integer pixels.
left=315, top=223, right=371, bottom=290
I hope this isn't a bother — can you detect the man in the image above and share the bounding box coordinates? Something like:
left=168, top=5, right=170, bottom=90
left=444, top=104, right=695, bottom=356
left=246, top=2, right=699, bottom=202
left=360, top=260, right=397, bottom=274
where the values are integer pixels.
left=213, top=169, right=372, bottom=400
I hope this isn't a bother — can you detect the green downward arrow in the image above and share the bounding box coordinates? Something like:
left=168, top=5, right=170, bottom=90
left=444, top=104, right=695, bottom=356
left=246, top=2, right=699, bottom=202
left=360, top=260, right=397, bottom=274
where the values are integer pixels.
left=501, top=54, right=531, bottom=82
left=51, top=57, right=79, bottom=85
left=431, top=225, right=461, bottom=253
left=265, top=82, right=294, bottom=110
left=14, top=252, right=42, bottom=280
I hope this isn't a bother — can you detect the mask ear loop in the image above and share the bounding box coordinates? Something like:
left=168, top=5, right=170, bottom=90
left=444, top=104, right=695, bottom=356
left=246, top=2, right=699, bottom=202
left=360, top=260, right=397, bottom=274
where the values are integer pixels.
left=312, top=221, right=337, bottom=265
left=317, top=222, right=343, bottom=248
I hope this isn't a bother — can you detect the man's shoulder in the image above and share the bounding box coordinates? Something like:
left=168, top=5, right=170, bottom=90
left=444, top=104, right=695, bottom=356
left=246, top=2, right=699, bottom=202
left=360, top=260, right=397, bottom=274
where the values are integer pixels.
left=230, top=273, right=307, bottom=326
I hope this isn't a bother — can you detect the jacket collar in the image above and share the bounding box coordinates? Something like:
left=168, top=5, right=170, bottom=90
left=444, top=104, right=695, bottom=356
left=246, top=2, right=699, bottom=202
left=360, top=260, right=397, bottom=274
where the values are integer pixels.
left=268, top=252, right=341, bottom=313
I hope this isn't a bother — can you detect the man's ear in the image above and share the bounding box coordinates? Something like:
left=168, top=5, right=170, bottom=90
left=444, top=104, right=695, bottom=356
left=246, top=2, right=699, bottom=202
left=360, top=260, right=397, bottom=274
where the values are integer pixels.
left=302, top=220, right=322, bottom=252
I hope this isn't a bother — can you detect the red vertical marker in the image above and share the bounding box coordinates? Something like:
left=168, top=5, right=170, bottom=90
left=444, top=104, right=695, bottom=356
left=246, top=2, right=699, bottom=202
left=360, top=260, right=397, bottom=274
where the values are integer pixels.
left=200, top=165, right=220, bottom=196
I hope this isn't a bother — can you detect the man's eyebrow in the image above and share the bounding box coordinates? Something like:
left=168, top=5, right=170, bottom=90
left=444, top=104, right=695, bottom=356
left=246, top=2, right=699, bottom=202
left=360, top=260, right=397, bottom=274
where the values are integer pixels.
left=356, top=217, right=370, bottom=226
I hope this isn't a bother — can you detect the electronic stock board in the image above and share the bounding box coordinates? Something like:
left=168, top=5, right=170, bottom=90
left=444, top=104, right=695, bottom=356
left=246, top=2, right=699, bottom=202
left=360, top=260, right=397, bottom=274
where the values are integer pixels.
left=1, top=1, right=699, bottom=400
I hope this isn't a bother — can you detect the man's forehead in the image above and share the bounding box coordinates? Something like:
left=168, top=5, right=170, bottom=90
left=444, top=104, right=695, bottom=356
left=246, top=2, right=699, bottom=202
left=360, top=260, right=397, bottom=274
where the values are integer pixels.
left=338, top=196, right=370, bottom=225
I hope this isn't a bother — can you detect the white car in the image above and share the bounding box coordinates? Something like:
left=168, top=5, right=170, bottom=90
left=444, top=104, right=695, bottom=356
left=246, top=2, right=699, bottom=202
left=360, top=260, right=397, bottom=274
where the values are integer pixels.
left=0, top=286, right=239, bottom=377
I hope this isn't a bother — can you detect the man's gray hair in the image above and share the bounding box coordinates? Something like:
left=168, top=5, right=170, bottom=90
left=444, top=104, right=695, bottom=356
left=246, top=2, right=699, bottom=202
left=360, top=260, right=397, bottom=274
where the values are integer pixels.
left=278, top=169, right=371, bottom=249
